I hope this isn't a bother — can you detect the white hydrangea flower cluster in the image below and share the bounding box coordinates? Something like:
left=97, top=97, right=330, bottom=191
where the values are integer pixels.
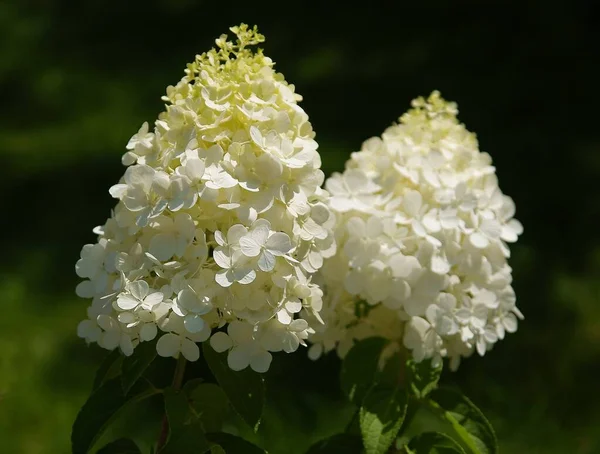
left=75, top=25, right=336, bottom=373
left=309, top=91, right=523, bottom=370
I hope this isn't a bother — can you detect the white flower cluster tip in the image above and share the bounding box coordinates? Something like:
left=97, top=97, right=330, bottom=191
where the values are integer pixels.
left=75, top=24, right=336, bottom=372
left=309, top=91, right=523, bottom=370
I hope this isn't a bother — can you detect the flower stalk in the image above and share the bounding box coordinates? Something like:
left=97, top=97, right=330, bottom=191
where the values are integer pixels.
left=156, top=355, right=187, bottom=451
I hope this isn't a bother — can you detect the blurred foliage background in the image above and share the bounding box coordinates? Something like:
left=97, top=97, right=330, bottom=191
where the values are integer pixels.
left=1, top=1, right=599, bottom=453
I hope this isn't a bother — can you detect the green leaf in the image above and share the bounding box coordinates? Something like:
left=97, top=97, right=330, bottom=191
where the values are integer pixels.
left=159, top=387, right=210, bottom=454
left=341, top=337, right=388, bottom=405
left=428, top=388, right=498, bottom=454
left=359, top=383, right=408, bottom=454
left=206, top=432, right=265, bottom=453
left=71, top=378, right=159, bottom=454
left=406, top=359, right=442, bottom=399
left=408, top=432, right=466, bottom=453
left=185, top=381, right=229, bottom=433
left=202, top=343, right=265, bottom=432
left=182, top=377, right=205, bottom=394
left=121, top=340, right=157, bottom=394
left=96, top=438, right=142, bottom=454
left=209, top=446, right=226, bottom=454
left=305, top=434, right=363, bottom=454
left=93, top=350, right=122, bottom=391
left=163, top=387, right=191, bottom=428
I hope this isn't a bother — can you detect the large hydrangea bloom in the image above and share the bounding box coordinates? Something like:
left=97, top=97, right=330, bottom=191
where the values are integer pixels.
left=309, top=92, right=523, bottom=370
left=75, top=25, right=336, bottom=372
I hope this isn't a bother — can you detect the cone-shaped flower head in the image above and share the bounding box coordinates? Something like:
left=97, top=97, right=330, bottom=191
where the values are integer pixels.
left=310, top=92, right=523, bottom=369
left=75, top=25, right=336, bottom=372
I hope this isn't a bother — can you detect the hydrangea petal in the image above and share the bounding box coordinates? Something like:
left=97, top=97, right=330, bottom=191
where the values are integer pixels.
left=181, top=338, right=200, bottom=361
left=215, top=269, right=234, bottom=288
left=258, top=251, right=276, bottom=272
left=149, top=234, right=177, bottom=262
left=116, top=294, right=140, bottom=310
left=234, top=267, right=256, bottom=285
left=156, top=333, right=180, bottom=358
left=210, top=332, right=233, bottom=353
left=213, top=247, right=231, bottom=268
left=102, top=331, right=121, bottom=350
left=140, top=323, right=158, bottom=341
left=266, top=233, right=292, bottom=255
left=250, top=351, right=272, bottom=373
left=239, top=237, right=262, bottom=257
left=144, top=292, right=164, bottom=308
left=75, top=280, right=95, bottom=298
left=184, top=314, right=206, bottom=333
left=120, top=336, right=135, bottom=356
left=250, top=221, right=270, bottom=244
left=227, top=346, right=251, bottom=371
left=128, top=280, right=149, bottom=300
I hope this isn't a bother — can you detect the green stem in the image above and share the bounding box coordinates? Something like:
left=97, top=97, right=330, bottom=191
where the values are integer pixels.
left=397, top=348, right=408, bottom=387
left=172, top=354, right=187, bottom=390
left=389, top=349, right=410, bottom=454
left=156, top=355, right=188, bottom=452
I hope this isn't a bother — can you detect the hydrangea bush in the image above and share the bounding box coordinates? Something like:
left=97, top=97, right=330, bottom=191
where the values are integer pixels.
left=75, top=24, right=335, bottom=373
left=71, top=26, right=519, bottom=454
left=309, top=92, right=523, bottom=370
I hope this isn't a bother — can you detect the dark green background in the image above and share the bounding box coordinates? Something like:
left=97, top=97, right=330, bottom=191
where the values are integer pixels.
left=2, top=1, right=599, bottom=453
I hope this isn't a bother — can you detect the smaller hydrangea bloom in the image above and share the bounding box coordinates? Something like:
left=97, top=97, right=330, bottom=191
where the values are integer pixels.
left=309, top=92, right=523, bottom=370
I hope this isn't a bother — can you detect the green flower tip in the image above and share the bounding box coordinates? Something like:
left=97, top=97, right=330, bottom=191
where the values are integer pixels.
left=186, top=24, right=268, bottom=75
left=404, top=90, right=460, bottom=123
